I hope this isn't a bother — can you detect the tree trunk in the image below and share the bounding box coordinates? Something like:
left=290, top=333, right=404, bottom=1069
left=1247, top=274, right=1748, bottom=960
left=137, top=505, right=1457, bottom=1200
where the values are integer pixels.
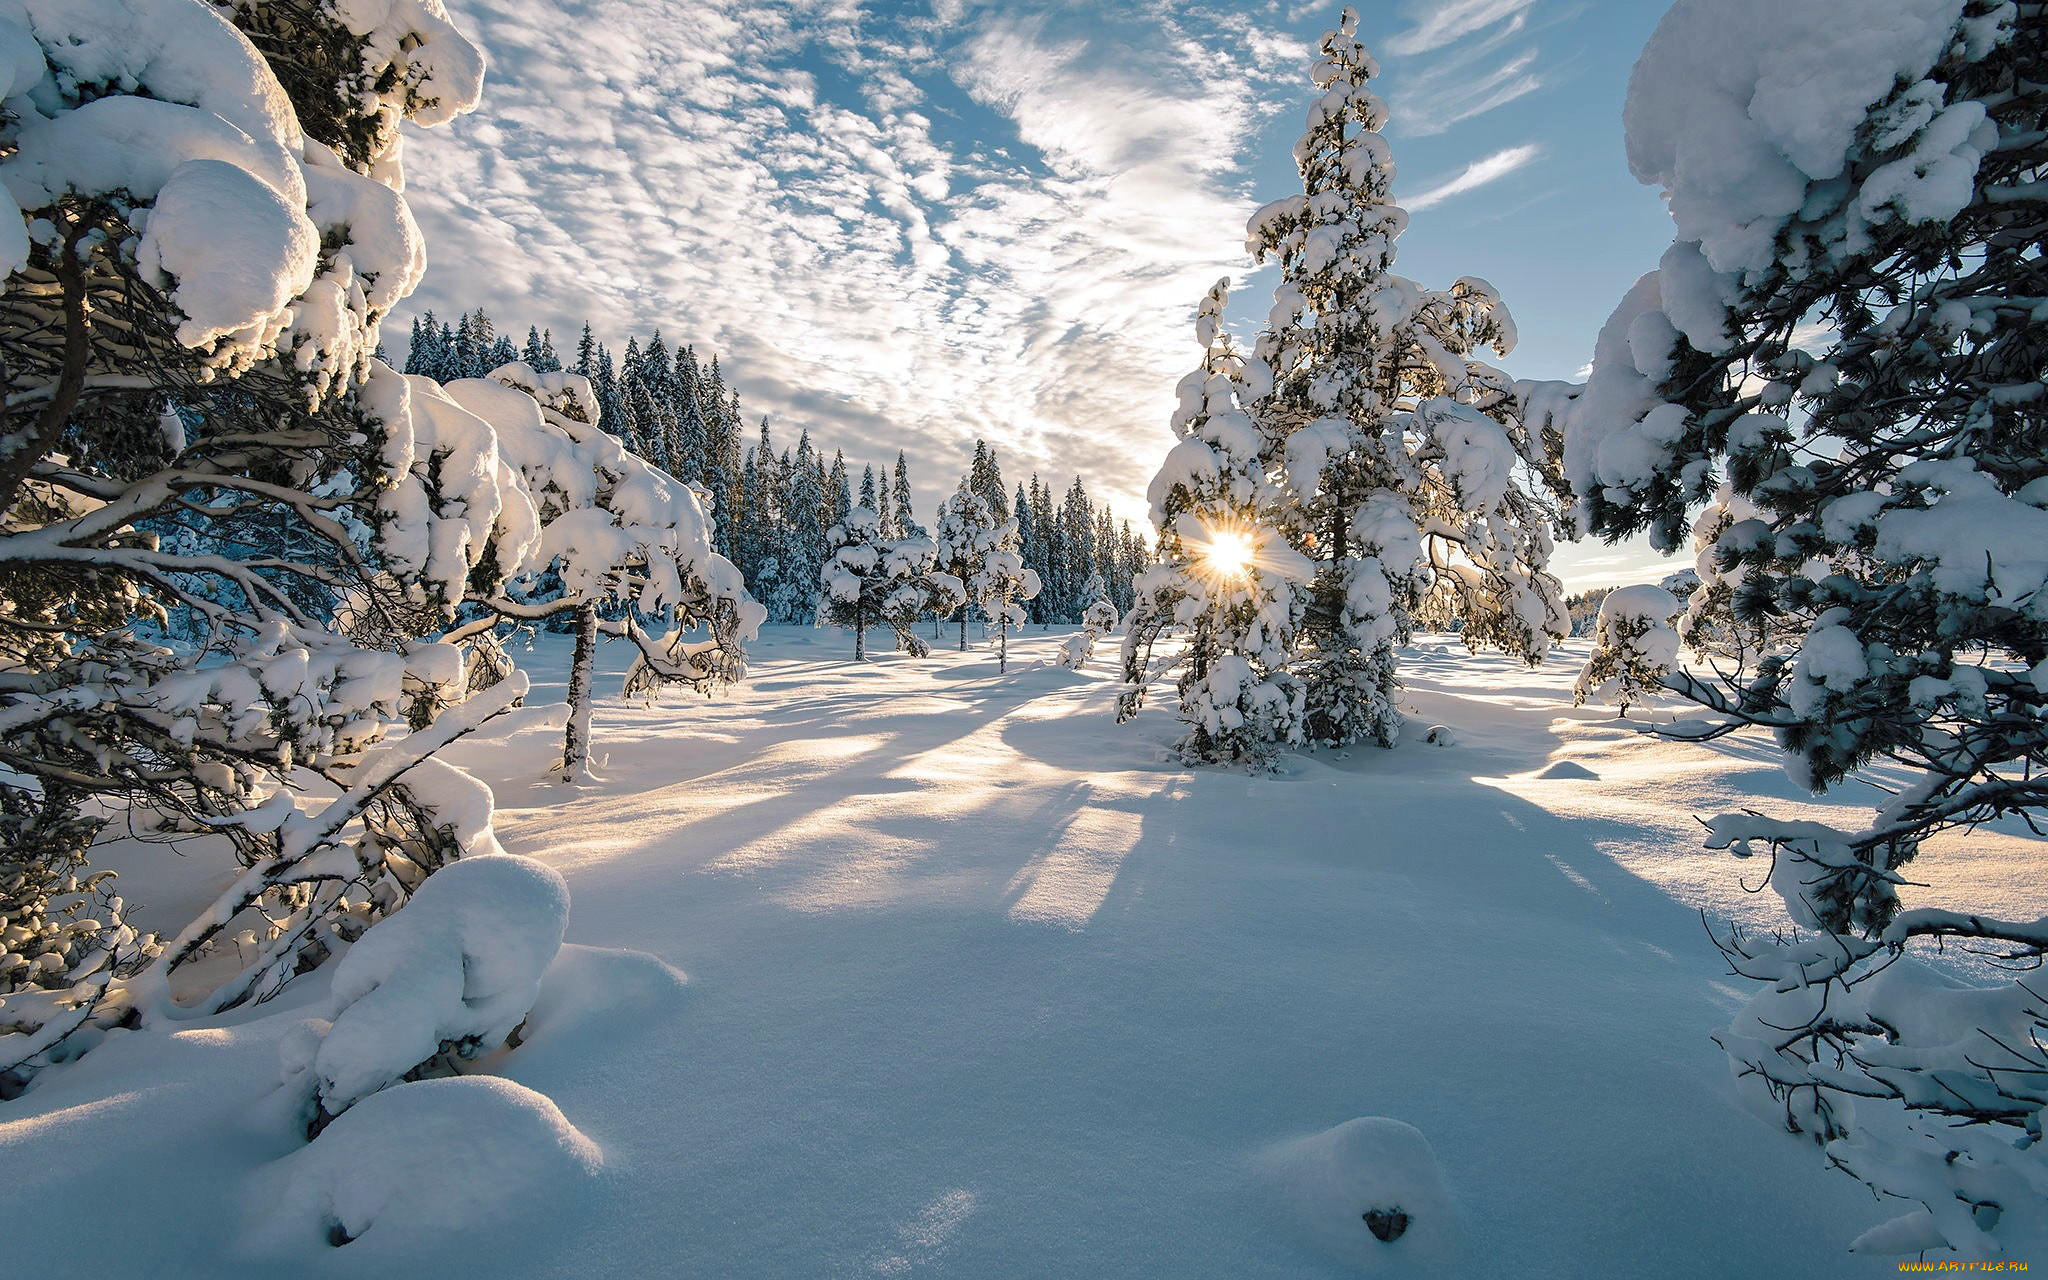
left=998, top=619, right=1008, bottom=673
left=959, top=604, right=969, bottom=652
left=559, top=601, right=598, bottom=782
left=854, top=601, right=866, bottom=661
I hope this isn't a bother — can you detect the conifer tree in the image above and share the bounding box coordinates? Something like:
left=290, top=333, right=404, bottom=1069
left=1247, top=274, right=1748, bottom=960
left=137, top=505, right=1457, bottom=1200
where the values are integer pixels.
left=893, top=452, right=921, bottom=537
left=1557, top=0, right=2047, bottom=1245
left=1121, top=281, right=1313, bottom=766
left=1244, top=5, right=1564, bottom=748
left=935, top=481, right=1000, bottom=651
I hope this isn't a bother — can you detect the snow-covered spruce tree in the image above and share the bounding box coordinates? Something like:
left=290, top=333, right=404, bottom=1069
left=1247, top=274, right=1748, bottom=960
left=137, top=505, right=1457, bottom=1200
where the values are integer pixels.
left=1120, top=281, right=1314, bottom=767
left=428, top=364, right=761, bottom=784
left=1245, top=7, right=1567, bottom=748
left=0, top=0, right=535, bottom=1085
left=1572, top=584, right=1681, bottom=715
left=974, top=517, right=1039, bottom=674
left=1058, top=572, right=1119, bottom=670
left=1563, top=0, right=2047, bottom=1255
left=934, top=480, right=999, bottom=650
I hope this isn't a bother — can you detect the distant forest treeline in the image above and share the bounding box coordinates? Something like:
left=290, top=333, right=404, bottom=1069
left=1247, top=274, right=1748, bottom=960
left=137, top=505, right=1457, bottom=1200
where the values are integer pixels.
left=403, top=310, right=1150, bottom=626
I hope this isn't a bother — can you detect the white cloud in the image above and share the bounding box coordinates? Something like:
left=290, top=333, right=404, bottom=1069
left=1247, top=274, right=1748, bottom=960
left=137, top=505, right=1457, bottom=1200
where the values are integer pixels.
left=1399, top=48, right=1543, bottom=136
left=1403, top=144, right=1541, bottom=210
left=397, top=0, right=1307, bottom=524
left=1381, top=0, right=1541, bottom=57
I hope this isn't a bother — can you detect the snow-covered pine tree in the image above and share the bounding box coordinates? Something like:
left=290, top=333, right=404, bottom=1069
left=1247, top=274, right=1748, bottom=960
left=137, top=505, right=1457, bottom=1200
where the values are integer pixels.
left=876, top=535, right=966, bottom=659
left=0, top=0, right=541, bottom=1079
left=934, top=481, right=1000, bottom=650
left=1014, top=481, right=1042, bottom=624
left=977, top=522, right=1040, bottom=675
left=828, top=450, right=853, bottom=529
left=1572, top=584, right=1681, bottom=714
left=784, top=432, right=829, bottom=624
left=968, top=439, right=1009, bottom=522
left=818, top=507, right=890, bottom=660
left=893, top=452, right=921, bottom=537
left=1244, top=7, right=1565, bottom=749
left=1120, top=281, right=1313, bottom=767
left=432, top=364, right=760, bottom=784
left=1058, top=572, right=1120, bottom=670
left=1560, top=0, right=2047, bottom=1252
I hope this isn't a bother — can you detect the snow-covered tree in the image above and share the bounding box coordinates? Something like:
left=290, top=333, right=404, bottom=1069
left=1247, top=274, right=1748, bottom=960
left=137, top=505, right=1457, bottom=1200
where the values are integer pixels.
left=1561, top=0, right=2047, bottom=1254
left=1244, top=7, right=1566, bottom=748
left=430, top=364, right=761, bottom=784
left=1572, top=585, right=1681, bottom=714
left=934, top=481, right=1000, bottom=650
left=874, top=536, right=966, bottom=659
left=1058, top=573, right=1120, bottom=670
left=0, top=0, right=526, bottom=1084
left=817, top=507, right=891, bottom=660
left=977, top=531, right=1040, bottom=675
left=1120, top=281, right=1313, bottom=767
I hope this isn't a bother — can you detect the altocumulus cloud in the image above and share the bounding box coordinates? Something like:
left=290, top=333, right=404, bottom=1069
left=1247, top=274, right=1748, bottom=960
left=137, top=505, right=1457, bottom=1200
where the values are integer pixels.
left=399, top=0, right=1310, bottom=520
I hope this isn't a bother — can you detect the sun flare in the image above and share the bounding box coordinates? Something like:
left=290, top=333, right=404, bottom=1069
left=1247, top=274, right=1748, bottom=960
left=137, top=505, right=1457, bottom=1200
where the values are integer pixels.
left=1201, top=528, right=1257, bottom=580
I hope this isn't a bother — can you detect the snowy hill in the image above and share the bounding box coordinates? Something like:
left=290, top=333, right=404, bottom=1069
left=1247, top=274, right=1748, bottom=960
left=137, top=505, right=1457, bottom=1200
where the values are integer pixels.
left=4, top=626, right=2042, bottom=1276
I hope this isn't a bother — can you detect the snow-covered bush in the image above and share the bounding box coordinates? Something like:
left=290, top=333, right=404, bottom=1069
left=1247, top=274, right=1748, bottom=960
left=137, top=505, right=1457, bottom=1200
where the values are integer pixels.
left=1058, top=574, right=1120, bottom=670
left=280, top=854, right=569, bottom=1135
left=1563, top=0, right=2048, bottom=1253
left=1572, top=584, right=1681, bottom=714
left=262, top=1075, right=601, bottom=1250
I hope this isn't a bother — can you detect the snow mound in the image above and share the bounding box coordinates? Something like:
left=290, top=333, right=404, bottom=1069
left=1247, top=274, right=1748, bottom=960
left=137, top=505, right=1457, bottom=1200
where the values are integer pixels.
left=1254, top=1117, right=1459, bottom=1273
left=285, top=854, right=570, bottom=1128
left=254, top=1075, right=601, bottom=1252
left=1537, top=760, right=1599, bottom=780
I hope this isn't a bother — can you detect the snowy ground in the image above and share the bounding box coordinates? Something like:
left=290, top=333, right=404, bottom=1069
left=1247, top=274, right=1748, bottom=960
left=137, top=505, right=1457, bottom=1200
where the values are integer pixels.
left=6, top=624, right=2043, bottom=1276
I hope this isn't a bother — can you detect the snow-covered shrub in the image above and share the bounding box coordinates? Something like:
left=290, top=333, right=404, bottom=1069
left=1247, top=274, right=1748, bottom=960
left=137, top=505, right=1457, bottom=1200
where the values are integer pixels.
left=1572, top=584, right=1681, bottom=714
left=1058, top=575, right=1120, bottom=670
left=281, top=854, right=569, bottom=1134
left=1563, top=0, right=2048, bottom=1253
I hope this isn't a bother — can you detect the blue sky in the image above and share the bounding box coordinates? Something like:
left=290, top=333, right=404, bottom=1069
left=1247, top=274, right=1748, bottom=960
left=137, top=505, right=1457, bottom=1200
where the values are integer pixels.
left=401, top=0, right=1686, bottom=589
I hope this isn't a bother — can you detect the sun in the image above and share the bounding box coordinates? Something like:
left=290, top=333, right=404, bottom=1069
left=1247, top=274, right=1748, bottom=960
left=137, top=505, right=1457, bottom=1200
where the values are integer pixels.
left=1201, top=527, right=1257, bottom=580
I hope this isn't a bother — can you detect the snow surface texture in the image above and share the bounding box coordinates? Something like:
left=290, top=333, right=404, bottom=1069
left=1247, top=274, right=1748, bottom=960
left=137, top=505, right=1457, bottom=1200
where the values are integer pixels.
left=7, top=628, right=2042, bottom=1275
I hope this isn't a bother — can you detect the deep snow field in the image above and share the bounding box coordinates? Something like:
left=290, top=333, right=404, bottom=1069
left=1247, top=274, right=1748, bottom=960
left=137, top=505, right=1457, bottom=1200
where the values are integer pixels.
left=5, top=624, right=2043, bottom=1277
